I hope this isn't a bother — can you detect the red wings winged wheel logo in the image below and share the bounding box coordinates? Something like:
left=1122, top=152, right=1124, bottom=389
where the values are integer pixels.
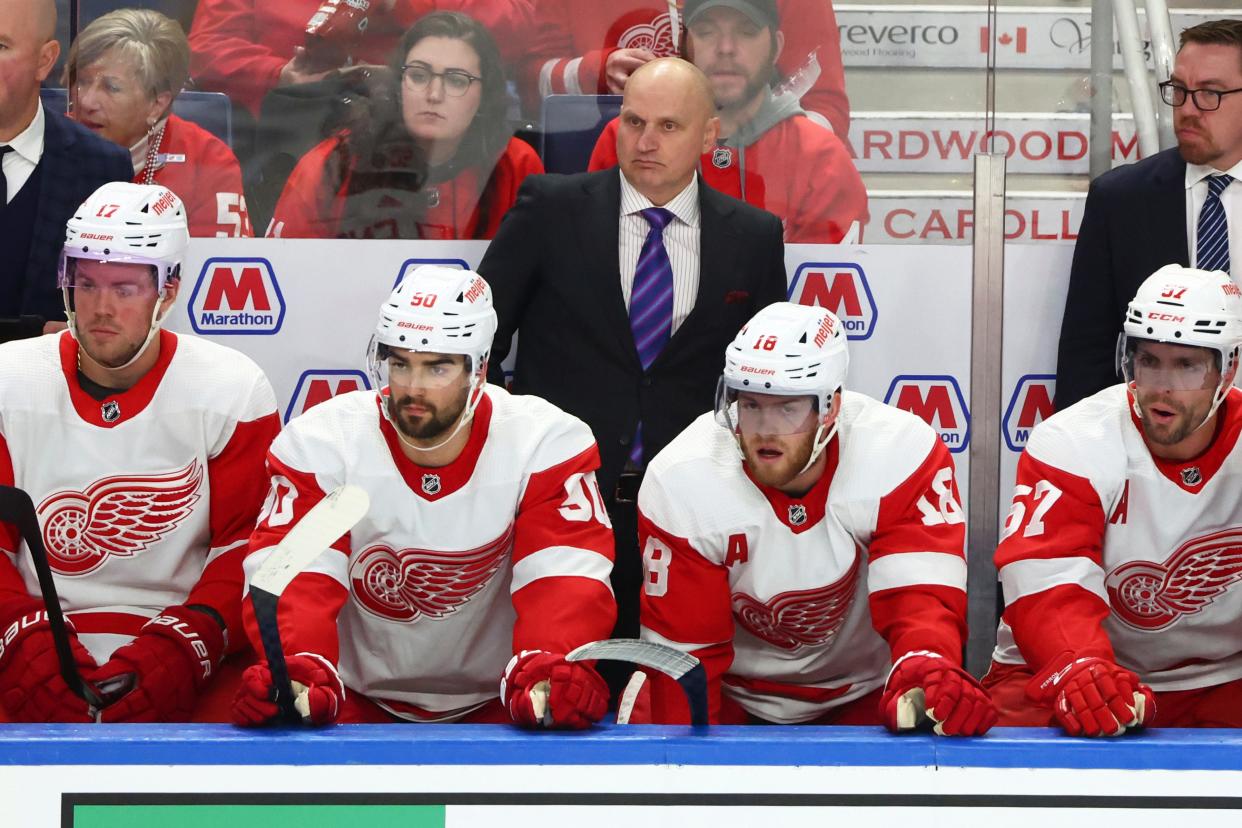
left=732, top=553, right=860, bottom=650
left=1106, top=527, right=1242, bottom=630
left=37, top=462, right=204, bottom=575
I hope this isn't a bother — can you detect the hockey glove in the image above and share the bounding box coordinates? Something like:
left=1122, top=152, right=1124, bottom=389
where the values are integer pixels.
left=0, top=596, right=97, bottom=722
left=232, top=652, right=344, bottom=727
left=501, top=649, right=608, bottom=730
left=304, top=0, right=372, bottom=69
left=1028, top=651, right=1156, bottom=737
left=91, top=605, right=227, bottom=723
left=881, top=650, right=997, bottom=736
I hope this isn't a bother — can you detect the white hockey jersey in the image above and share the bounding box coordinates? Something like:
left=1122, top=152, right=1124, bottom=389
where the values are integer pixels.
left=994, top=384, right=1242, bottom=691
left=637, top=392, right=969, bottom=724
left=242, top=385, right=617, bottom=722
left=0, top=330, right=279, bottom=661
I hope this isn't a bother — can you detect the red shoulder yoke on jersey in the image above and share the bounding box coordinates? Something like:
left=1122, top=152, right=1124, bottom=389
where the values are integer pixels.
left=741, top=436, right=840, bottom=534
left=1127, top=389, right=1242, bottom=493
left=59, top=330, right=179, bottom=428
left=375, top=392, right=493, bottom=501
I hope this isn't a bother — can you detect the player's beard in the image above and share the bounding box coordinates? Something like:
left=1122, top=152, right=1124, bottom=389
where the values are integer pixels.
left=1137, top=391, right=1213, bottom=446
left=387, top=385, right=469, bottom=442
left=741, top=429, right=817, bottom=490
left=708, top=60, right=775, bottom=113
left=78, top=318, right=150, bottom=370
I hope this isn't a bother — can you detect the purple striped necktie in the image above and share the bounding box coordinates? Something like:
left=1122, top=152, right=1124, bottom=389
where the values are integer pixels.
left=628, top=206, right=675, bottom=465
left=1197, top=174, right=1232, bottom=275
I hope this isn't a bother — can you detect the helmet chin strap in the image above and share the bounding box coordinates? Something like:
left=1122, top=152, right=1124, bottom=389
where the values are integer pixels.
left=387, top=366, right=488, bottom=455
left=796, top=418, right=839, bottom=476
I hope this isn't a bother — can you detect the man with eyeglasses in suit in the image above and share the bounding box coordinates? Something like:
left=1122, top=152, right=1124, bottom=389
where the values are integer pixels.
left=1054, top=19, right=1242, bottom=411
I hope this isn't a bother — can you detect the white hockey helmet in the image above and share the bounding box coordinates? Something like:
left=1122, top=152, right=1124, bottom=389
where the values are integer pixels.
left=715, top=302, right=849, bottom=471
left=367, top=265, right=498, bottom=447
left=1118, top=264, right=1242, bottom=424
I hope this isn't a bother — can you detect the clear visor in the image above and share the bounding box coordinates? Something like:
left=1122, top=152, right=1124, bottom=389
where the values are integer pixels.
left=367, top=336, right=480, bottom=395
left=58, top=250, right=170, bottom=291
left=715, top=378, right=820, bottom=436
left=1117, top=334, right=1218, bottom=392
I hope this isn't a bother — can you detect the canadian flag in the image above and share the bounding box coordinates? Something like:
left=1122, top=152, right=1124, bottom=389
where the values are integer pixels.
left=980, top=26, right=1028, bottom=54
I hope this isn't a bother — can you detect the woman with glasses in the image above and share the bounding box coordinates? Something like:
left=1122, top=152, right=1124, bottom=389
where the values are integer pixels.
left=66, top=9, right=252, bottom=237
left=267, top=11, right=542, bottom=240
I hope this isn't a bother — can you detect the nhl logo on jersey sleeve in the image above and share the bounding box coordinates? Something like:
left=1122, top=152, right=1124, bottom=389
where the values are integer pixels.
left=1105, top=527, right=1242, bottom=630
left=100, top=400, right=121, bottom=423
left=421, top=473, right=442, bottom=495
left=884, top=375, right=971, bottom=453
left=1003, top=374, right=1055, bottom=452
left=188, top=258, right=285, bottom=335
left=787, top=263, right=877, bottom=340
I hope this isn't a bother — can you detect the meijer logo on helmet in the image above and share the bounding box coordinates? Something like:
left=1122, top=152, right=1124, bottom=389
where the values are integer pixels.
left=884, top=375, right=971, bottom=452
left=284, top=370, right=372, bottom=423
left=1003, top=374, right=1055, bottom=452
left=188, top=258, right=285, bottom=335
left=787, top=263, right=878, bottom=340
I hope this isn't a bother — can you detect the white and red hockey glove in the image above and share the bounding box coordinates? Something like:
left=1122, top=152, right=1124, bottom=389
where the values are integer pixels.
left=501, top=649, right=608, bottom=730
left=0, top=596, right=97, bottom=722
left=881, top=651, right=998, bottom=736
left=303, top=0, right=372, bottom=68
left=91, top=605, right=227, bottom=723
left=232, top=652, right=345, bottom=727
left=1028, top=651, right=1156, bottom=737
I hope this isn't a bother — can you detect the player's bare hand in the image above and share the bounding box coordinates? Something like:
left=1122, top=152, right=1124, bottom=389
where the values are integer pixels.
left=605, top=48, right=657, bottom=93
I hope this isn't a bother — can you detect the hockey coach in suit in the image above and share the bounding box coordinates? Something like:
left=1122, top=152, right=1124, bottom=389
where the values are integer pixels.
left=478, top=56, right=787, bottom=669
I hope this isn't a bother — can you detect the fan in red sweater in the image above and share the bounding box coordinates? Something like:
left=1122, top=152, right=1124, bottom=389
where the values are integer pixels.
left=267, top=11, right=542, bottom=240
left=66, top=9, right=251, bottom=237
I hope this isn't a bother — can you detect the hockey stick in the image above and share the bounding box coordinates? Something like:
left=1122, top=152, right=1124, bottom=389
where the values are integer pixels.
left=0, top=485, right=105, bottom=710
left=249, top=484, right=369, bottom=724
left=529, top=638, right=709, bottom=727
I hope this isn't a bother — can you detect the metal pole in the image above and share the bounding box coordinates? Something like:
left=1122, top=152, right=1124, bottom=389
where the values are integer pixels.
left=1090, top=0, right=1115, bottom=179
left=69, top=0, right=80, bottom=49
left=1145, top=0, right=1178, bottom=150
left=966, top=152, right=1006, bottom=678
left=1114, top=0, right=1160, bottom=157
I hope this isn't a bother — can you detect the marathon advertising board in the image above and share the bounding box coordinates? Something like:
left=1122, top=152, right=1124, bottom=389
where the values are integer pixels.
left=849, top=112, right=1145, bottom=175
left=860, top=192, right=1085, bottom=244
left=835, top=4, right=1231, bottom=69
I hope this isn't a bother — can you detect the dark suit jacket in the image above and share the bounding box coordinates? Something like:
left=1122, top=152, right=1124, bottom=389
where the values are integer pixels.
left=17, top=108, right=132, bottom=322
left=479, top=168, right=788, bottom=497
left=1054, top=147, right=1189, bottom=409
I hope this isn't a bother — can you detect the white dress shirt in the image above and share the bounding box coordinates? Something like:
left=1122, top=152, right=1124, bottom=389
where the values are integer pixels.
left=618, top=172, right=701, bottom=335
left=1, top=101, right=46, bottom=205
left=1185, top=157, right=1242, bottom=273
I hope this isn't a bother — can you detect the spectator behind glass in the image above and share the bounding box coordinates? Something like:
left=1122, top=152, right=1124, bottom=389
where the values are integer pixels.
left=522, top=0, right=850, bottom=140
left=187, top=0, right=535, bottom=117
left=267, top=11, right=541, bottom=240
left=66, top=9, right=253, bottom=238
left=589, top=0, right=866, bottom=243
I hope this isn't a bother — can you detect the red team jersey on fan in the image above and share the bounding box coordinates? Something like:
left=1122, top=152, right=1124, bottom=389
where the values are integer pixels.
left=993, top=385, right=1242, bottom=691
left=637, top=393, right=968, bottom=724
left=242, top=386, right=616, bottom=721
left=142, top=115, right=252, bottom=238
left=0, top=331, right=279, bottom=661
left=523, top=0, right=851, bottom=138
left=267, top=133, right=542, bottom=239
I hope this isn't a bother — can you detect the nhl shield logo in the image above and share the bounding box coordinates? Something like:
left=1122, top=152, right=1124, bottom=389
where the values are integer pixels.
left=421, top=474, right=442, bottom=496
left=788, top=504, right=807, bottom=526
left=101, top=401, right=121, bottom=423
left=426, top=187, right=441, bottom=208
left=1181, top=466, right=1203, bottom=487
left=712, top=147, right=733, bottom=169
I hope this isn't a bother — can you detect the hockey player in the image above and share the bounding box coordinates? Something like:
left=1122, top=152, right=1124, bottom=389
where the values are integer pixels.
left=231, top=265, right=617, bottom=728
left=632, top=302, right=995, bottom=733
left=0, top=182, right=280, bottom=723
left=987, top=265, right=1242, bottom=735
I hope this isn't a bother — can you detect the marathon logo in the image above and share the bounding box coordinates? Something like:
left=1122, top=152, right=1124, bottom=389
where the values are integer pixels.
left=787, top=263, right=877, bottom=341
left=393, top=257, right=469, bottom=288
left=188, top=258, right=285, bottom=335
left=284, top=370, right=372, bottom=423
left=884, top=375, right=971, bottom=453
left=1003, top=374, right=1055, bottom=452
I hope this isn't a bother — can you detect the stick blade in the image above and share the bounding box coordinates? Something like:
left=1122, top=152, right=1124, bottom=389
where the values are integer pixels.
left=567, top=638, right=699, bottom=680
left=251, top=485, right=370, bottom=597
